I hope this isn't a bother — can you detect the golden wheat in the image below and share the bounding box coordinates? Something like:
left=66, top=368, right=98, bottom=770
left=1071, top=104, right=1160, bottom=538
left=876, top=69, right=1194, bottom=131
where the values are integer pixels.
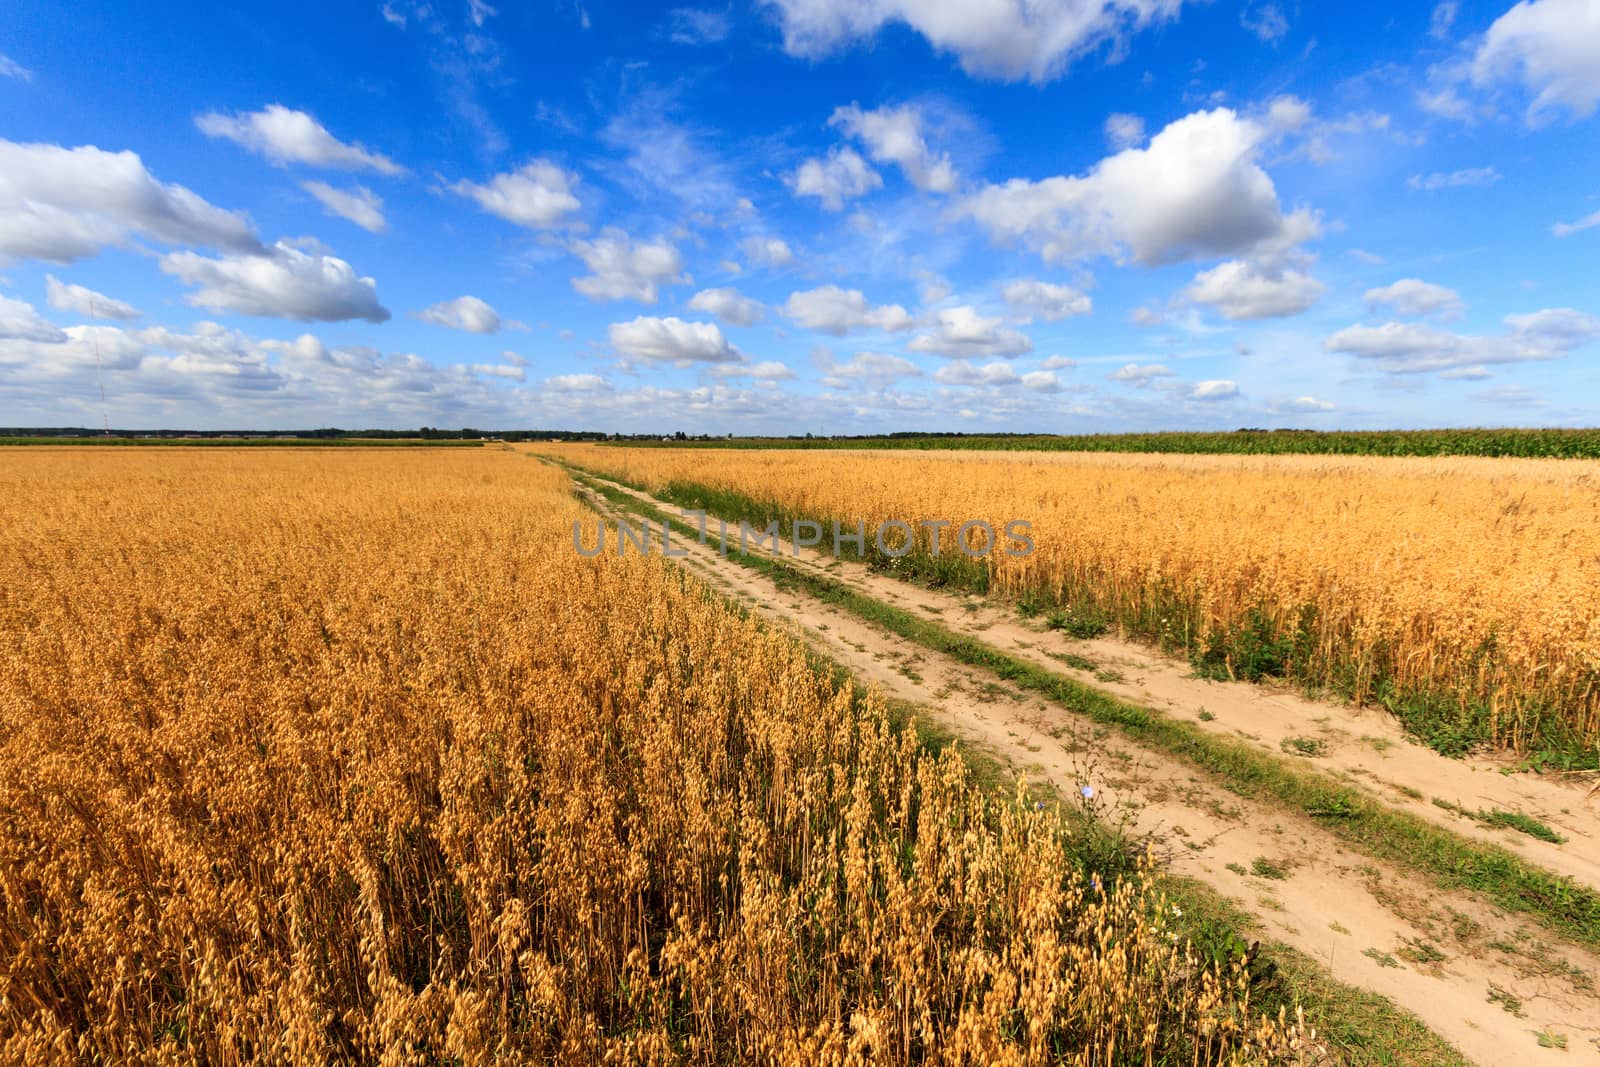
left=543, top=444, right=1600, bottom=753
left=0, top=448, right=1310, bottom=1065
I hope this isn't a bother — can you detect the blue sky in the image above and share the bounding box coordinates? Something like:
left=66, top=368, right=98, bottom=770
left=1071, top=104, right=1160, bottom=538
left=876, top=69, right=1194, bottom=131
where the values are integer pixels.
left=1, top=0, right=1598, bottom=432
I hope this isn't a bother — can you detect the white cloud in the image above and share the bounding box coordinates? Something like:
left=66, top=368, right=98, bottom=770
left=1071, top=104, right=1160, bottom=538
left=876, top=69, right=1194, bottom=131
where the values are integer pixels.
left=451, top=161, right=582, bottom=228
left=667, top=7, right=732, bottom=44
left=1471, top=0, right=1600, bottom=122
left=1431, top=1, right=1459, bottom=39
left=908, top=306, right=1032, bottom=358
left=1407, top=167, right=1500, bottom=190
left=766, top=0, right=1184, bottom=83
left=1184, top=258, right=1324, bottom=319
left=1553, top=206, right=1600, bottom=236
left=0, top=139, right=261, bottom=264
left=934, top=360, right=1021, bottom=386
left=1108, top=362, right=1173, bottom=386
left=160, top=240, right=390, bottom=323
left=1240, top=2, right=1288, bottom=41
left=470, top=362, right=525, bottom=381
left=195, top=105, right=404, bottom=174
left=544, top=373, right=610, bottom=393
left=1189, top=379, right=1239, bottom=400
left=819, top=350, right=922, bottom=388
left=710, top=360, right=797, bottom=380
left=1263, top=94, right=1313, bottom=134
left=789, top=146, right=883, bottom=210
left=1104, top=112, right=1145, bottom=149
left=0, top=295, right=67, bottom=342
left=1417, top=87, right=1476, bottom=121
left=301, top=181, right=387, bottom=233
left=1001, top=279, right=1092, bottom=321
left=1287, top=395, right=1336, bottom=412
left=960, top=108, right=1318, bottom=267
left=610, top=316, right=743, bottom=366
left=740, top=235, right=795, bottom=267
left=781, top=285, right=913, bottom=334
left=1039, top=354, right=1076, bottom=370
left=1324, top=307, right=1600, bottom=374
left=1021, top=370, right=1065, bottom=392
left=45, top=276, right=141, bottom=320
left=830, top=103, right=958, bottom=192
left=416, top=295, right=502, bottom=333
left=1363, top=278, right=1464, bottom=318
left=0, top=320, right=531, bottom=427
left=569, top=229, right=687, bottom=303
left=468, top=0, right=497, bottom=26
left=688, top=287, right=766, bottom=326
left=1, top=54, right=32, bottom=81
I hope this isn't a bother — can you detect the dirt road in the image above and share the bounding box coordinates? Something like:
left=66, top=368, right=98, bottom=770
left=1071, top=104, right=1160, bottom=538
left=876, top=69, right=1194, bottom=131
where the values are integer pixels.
left=570, top=467, right=1600, bottom=1064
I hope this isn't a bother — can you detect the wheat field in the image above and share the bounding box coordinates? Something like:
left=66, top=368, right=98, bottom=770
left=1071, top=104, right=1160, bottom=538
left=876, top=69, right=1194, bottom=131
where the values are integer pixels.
left=545, top=445, right=1600, bottom=757
left=0, top=449, right=1311, bottom=1065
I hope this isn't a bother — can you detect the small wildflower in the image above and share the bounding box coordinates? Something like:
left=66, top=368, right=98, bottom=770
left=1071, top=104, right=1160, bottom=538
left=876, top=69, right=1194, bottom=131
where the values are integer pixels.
left=1080, top=785, right=1095, bottom=800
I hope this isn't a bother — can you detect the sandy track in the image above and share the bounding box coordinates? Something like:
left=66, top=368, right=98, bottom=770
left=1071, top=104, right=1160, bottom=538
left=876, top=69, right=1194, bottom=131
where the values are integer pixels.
left=570, top=468, right=1600, bottom=1065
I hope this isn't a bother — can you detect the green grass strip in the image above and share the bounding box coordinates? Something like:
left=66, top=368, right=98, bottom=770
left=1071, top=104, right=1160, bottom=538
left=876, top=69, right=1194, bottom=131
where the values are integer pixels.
left=562, top=464, right=1600, bottom=955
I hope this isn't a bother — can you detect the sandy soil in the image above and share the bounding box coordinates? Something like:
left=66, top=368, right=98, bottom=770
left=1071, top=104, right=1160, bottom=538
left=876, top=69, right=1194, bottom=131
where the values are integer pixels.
left=570, top=467, right=1600, bottom=1065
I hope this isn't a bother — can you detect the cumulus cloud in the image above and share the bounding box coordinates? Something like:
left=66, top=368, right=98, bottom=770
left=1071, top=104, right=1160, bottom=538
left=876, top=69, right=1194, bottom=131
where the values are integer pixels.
left=196, top=105, right=404, bottom=174
left=1107, top=362, right=1173, bottom=386
left=1104, top=112, right=1145, bottom=149
left=0, top=319, right=531, bottom=426
left=451, top=160, right=582, bottom=228
left=45, top=276, right=141, bottom=320
left=1001, top=279, right=1092, bottom=321
left=766, top=0, right=1184, bottom=83
left=1021, top=370, right=1065, bottom=392
left=934, top=360, right=1021, bottom=386
left=0, top=295, right=67, bottom=342
left=1183, top=258, right=1324, bottom=319
left=1364, top=278, right=1464, bottom=318
left=470, top=362, right=526, bottom=381
left=1039, top=354, right=1076, bottom=370
left=1188, top=379, right=1239, bottom=400
left=1324, top=307, right=1600, bottom=374
left=789, top=146, right=883, bottom=210
left=709, top=360, right=797, bottom=380
left=415, top=295, right=502, bottom=333
left=1407, top=167, right=1500, bottom=190
left=0, top=139, right=261, bottom=264
left=908, top=306, right=1032, bottom=358
left=688, top=287, right=766, bottom=326
left=544, top=373, right=611, bottom=393
left=960, top=108, right=1318, bottom=267
left=301, top=181, right=386, bottom=233
left=829, top=103, right=957, bottom=192
left=818, top=350, right=923, bottom=388
left=740, top=235, right=796, bottom=267
left=1471, top=0, right=1600, bottom=122
left=1287, top=395, right=1336, bottom=412
left=781, top=286, right=913, bottom=334
left=609, top=315, right=743, bottom=365
left=160, top=240, right=390, bottom=323
left=570, top=229, right=687, bottom=303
